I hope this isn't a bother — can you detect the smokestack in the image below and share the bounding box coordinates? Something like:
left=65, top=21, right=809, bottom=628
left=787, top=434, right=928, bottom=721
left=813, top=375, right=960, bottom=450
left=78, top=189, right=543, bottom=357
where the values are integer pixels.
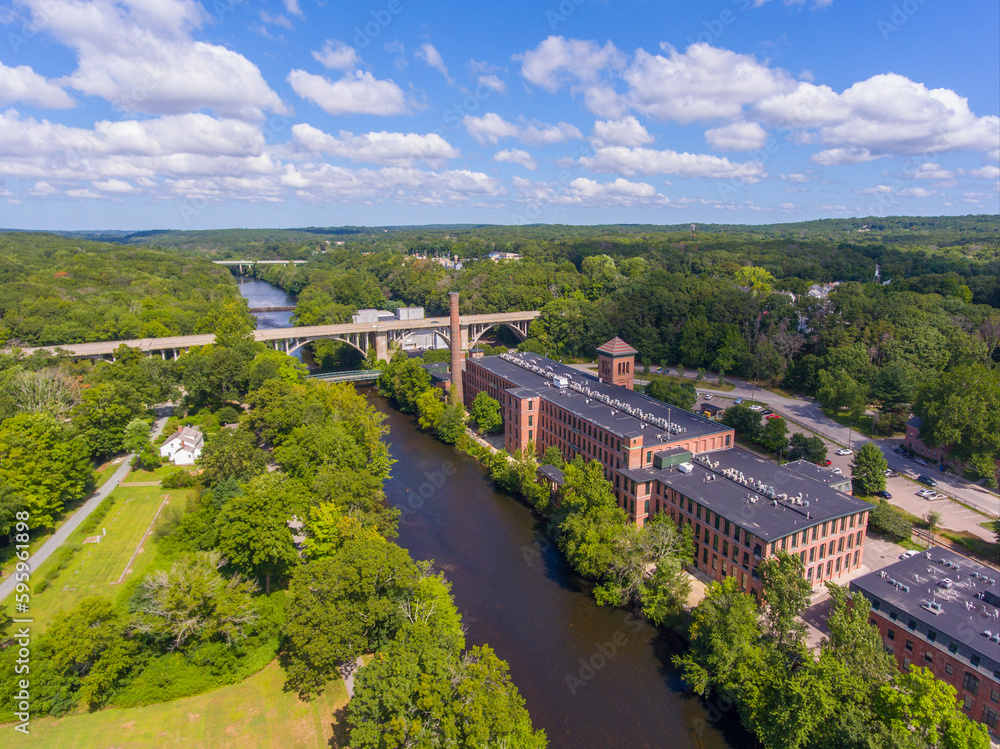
left=449, top=292, right=463, bottom=404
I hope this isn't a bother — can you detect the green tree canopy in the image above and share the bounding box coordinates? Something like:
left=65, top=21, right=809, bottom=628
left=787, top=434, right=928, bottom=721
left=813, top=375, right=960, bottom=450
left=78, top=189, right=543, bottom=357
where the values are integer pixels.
left=851, top=443, right=888, bottom=496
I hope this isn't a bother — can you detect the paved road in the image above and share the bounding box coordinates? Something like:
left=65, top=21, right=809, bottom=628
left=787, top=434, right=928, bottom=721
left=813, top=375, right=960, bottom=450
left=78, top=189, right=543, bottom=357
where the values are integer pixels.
left=0, top=408, right=172, bottom=603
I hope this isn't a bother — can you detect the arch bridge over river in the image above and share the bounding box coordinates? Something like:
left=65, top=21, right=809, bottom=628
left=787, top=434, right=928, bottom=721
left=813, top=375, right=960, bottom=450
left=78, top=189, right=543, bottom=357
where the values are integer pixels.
left=11, top=311, right=540, bottom=361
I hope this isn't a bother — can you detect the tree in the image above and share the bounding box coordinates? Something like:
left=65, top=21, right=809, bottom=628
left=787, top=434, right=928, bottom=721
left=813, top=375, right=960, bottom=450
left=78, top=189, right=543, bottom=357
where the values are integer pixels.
left=758, top=551, right=811, bottom=655
left=914, top=364, right=1000, bottom=487
left=469, top=391, right=502, bottom=433
left=129, top=550, right=259, bottom=651
left=7, top=367, right=80, bottom=417
left=199, top=428, right=267, bottom=487
left=734, top=265, right=775, bottom=298
left=758, top=417, right=789, bottom=455
left=215, top=473, right=299, bottom=594
left=553, top=460, right=627, bottom=579
left=851, top=443, right=888, bottom=496
left=377, top=353, right=431, bottom=414
left=788, top=432, right=827, bottom=464
left=868, top=500, right=911, bottom=542
left=722, top=404, right=762, bottom=441
left=645, top=379, right=697, bottom=411
left=0, top=413, right=93, bottom=529
left=434, top=403, right=466, bottom=444
left=72, top=382, right=145, bottom=458
left=123, top=417, right=159, bottom=470
left=283, top=536, right=420, bottom=697
left=816, top=368, right=868, bottom=419
left=541, top=445, right=564, bottom=468
left=925, top=511, right=941, bottom=533
left=415, top=387, right=445, bottom=432
left=348, top=625, right=546, bottom=749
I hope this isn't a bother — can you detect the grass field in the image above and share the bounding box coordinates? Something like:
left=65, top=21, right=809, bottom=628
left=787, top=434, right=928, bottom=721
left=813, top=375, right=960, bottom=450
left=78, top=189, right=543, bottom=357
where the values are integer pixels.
left=124, top=462, right=184, bottom=482
left=17, top=661, right=349, bottom=749
left=8, top=485, right=172, bottom=633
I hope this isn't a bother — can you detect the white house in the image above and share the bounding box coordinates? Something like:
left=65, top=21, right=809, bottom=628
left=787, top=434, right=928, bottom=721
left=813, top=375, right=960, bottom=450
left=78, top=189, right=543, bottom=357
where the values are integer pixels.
left=159, top=426, right=204, bottom=466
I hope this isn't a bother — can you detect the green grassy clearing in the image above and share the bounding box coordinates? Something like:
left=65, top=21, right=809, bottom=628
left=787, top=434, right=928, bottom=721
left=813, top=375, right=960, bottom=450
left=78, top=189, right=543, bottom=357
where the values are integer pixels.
left=12, top=660, right=349, bottom=749
left=94, top=458, right=127, bottom=487
left=123, top=462, right=183, bottom=482
left=8, top=485, right=172, bottom=633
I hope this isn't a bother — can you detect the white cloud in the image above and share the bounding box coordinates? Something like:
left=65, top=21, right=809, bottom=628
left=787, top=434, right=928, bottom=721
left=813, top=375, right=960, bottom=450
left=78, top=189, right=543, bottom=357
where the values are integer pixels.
left=291, top=124, right=459, bottom=166
left=513, top=176, right=664, bottom=207
left=578, top=145, right=766, bottom=182
left=905, top=162, right=954, bottom=180
left=962, top=165, right=1000, bottom=179
left=288, top=69, right=410, bottom=116
left=811, top=147, right=882, bottom=165
left=854, top=184, right=894, bottom=195
left=898, top=187, right=936, bottom=198
left=313, top=41, right=361, bottom=71
left=92, top=178, right=134, bottom=192
left=284, top=0, right=303, bottom=17
left=416, top=43, right=452, bottom=84
left=516, top=36, right=625, bottom=92
left=493, top=149, right=537, bottom=170
left=590, top=116, right=653, bottom=147
left=704, top=121, right=768, bottom=151
left=462, top=113, right=582, bottom=146
left=0, top=62, right=75, bottom=108
left=477, top=75, right=506, bottom=94
left=782, top=173, right=811, bottom=183
left=282, top=164, right=502, bottom=205
left=22, top=0, right=287, bottom=120
left=625, top=44, right=794, bottom=124
left=260, top=11, right=293, bottom=31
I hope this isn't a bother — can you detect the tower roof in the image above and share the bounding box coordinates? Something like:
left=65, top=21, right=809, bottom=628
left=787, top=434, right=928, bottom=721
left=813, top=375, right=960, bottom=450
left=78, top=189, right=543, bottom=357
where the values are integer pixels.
left=596, top=337, right=638, bottom=356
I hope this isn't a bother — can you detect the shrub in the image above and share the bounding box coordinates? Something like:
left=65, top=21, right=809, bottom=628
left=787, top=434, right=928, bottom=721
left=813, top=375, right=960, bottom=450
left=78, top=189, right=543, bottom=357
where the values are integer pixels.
left=33, top=543, right=82, bottom=593
left=161, top=470, right=198, bottom=489
left=868, top=500, right=911, bottom=542
left=215, top=405, right=240, bottom=426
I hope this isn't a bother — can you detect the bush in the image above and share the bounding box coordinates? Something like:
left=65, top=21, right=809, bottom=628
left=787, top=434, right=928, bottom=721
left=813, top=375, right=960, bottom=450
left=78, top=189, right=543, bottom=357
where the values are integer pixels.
left=215, top=405, right=240, bottom=426
left=161, top=470, right=198, bottom=489
left=868, top=500, right=912, bottom=542
left=79, top=495, right=118, bottom=535
left=33, top=543, right=82, bottom=593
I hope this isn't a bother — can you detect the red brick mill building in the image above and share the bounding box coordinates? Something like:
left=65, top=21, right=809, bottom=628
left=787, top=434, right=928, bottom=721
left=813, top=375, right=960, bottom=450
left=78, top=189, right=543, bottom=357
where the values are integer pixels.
left=463, top=338, right=870, bottom=596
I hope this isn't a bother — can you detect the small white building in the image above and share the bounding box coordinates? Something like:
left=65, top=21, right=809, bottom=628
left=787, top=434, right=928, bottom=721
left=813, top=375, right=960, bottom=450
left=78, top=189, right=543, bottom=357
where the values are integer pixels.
left=159, top=426, right=204, bottom=466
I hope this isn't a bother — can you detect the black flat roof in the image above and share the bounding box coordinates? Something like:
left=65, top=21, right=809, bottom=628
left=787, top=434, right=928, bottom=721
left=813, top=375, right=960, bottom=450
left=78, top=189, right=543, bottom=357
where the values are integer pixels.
left=471, top=353, right=729, bottom=443
left=851, top=548, right=1000, bottom=679
left=624, top=448, right=870, bottom=541
left=783, top=459, right=853, bottom=491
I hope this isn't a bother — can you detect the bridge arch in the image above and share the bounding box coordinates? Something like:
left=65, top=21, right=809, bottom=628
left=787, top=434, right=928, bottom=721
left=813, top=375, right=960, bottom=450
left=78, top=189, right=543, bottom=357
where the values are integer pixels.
left=286, top=335, right=367, bottom=358
left=468, top=321, right=529, bottom=349
left=395, top=330, right=451, bottom=350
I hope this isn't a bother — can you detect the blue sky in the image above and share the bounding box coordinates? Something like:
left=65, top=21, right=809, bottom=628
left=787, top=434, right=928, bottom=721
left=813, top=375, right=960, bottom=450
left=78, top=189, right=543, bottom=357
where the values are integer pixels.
left=0, top=0, right=997, bottom=229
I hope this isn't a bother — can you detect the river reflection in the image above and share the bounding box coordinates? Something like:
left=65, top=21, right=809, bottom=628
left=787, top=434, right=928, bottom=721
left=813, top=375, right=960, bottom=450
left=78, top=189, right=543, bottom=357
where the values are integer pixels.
left=369, top=391, right=743, bottom=749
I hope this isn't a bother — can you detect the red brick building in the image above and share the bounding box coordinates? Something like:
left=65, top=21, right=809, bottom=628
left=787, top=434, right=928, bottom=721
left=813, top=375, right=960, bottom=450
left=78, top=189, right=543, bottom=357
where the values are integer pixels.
left=851, top=548, right=1000, bottom=739
left=463, top=341, right=870, bottom=594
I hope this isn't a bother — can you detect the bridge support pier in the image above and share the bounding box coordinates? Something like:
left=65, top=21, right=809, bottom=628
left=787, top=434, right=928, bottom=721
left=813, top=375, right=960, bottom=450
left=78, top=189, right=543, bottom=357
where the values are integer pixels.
left=374, top=331, right=388, bottom=363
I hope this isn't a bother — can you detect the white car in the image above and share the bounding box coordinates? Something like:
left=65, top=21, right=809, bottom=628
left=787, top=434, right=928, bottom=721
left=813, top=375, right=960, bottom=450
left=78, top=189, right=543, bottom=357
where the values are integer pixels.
left=748, top=404, right=763, bottom=412
left=830, top=467, right=843, bottom=474
left=916, top=489, right=935, bottom=498
left=704, top=393, right=713, bottom=400
left=836, top=448, right=853, bottom=456
left=900, top=550, right=919, bottom=560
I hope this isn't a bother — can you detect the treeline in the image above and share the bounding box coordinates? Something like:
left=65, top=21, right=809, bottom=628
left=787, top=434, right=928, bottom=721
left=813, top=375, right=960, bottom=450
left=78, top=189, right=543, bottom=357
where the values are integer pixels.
left=0, top=232, right=250, bottom=346
left=0, top=336, right=545, bottom=745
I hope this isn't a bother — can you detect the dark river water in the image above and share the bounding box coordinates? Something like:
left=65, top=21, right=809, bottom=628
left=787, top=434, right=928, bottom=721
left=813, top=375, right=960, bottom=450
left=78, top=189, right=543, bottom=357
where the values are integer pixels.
left=235, top=275, right=296, bottom=329
left=370, top=392, right=743, bottom=749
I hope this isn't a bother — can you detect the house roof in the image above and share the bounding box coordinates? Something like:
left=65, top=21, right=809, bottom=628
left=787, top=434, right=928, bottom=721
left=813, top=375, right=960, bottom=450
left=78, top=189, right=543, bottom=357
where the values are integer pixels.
left=596, top=337, right=638, bottom=356
left=907, top=415, right=924, bottom=429
left=164, top=425, right=203, bottom=446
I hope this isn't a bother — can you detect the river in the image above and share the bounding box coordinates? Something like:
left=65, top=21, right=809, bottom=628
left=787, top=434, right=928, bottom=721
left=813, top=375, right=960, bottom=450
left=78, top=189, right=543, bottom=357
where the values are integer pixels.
left=235, top=275, right=296, bottom=329
left=371, top=392, right=743, bottom=749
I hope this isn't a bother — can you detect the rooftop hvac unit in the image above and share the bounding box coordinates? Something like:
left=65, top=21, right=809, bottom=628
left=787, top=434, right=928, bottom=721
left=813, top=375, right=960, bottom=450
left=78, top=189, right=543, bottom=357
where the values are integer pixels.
left=677, top=462, right=694, bottom=474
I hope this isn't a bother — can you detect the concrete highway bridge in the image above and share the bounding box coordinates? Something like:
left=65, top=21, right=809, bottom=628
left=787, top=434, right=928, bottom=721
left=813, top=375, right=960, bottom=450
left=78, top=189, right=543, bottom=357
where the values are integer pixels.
left=12, top=311, right=540, bottom=362
left=213, top=259, right=307, bottom=274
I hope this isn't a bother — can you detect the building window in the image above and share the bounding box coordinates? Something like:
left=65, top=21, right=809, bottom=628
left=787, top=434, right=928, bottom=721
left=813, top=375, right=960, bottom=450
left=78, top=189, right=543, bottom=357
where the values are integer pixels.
left=983, top=705, right=998, bottom=731
left=945, top=663, right=954, bottom=676
left=818, top=544, right=825, bottom=559
left=838, top=537, right=844, bottom=553
left=528, top=401, right=533, bottom=410
left=809, top=547, right=816, bottom=562
left=971, top=655, right=981, bottom=668
left=963, top=695, right=974, bottom=712
left=903, top=657, right=912, bottom=671
left=991, top=689, right=999, bottom=704
left=644, top=500, right=649, bottom=515
left=887, top=628, right=895, bottom=641
left=905, top=640, right=914, bottom=652
left=646, top=451, right=652, bottom=464
left=907, top=619, right=916, bottom=631
left=889, top=611, right=898, bottom=622
left=924, top=652, right=933, bottom=664
left=826, top=561, right=833, bottom=576
left=812, top=527, right=818, bottom=541
left=949, top=642, right=958, bottom=654
left=807, top=567, right=814, bottom=580
left=528, top=415, right=533, bottom=426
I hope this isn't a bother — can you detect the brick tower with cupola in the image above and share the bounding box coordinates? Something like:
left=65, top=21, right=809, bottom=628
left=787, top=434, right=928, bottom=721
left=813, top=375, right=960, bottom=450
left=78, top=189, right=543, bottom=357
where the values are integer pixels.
left=596, top=337, right=638, bottom=390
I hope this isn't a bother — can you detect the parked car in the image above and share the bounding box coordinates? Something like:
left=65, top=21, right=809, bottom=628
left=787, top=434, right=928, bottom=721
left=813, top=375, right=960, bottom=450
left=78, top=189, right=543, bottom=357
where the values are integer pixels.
left=760, top=409, right=772, bottom=415
left=766, top=414, right=781, bottom=420
left=748, top=404, right=763, bottom=412
left=914, top=457, right=928, bottom=467
left=704, top=393, right=713, bottom=400
left=734, top=397, right=744, bottom=405
left=917, top=474, right=938, bottom=487
left=894, top=446, right=905, bottom=455
left=883, top=469, right=898, bottom=477
left=916, top=488, right=935, bottom=498
left=836, top=448, right=853, bottom=456
left=900, top=550, right=919, bottom=560
left=876, top=490, right=892, bottom=499
left=821, top=460, right=833, bottom=466
left=830, top=467, right=843, bottom=474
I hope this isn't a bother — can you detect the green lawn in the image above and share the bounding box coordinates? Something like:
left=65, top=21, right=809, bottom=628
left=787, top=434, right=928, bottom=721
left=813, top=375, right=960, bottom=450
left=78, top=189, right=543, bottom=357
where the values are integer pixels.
left=8, top=485, right=172, bottom=633
left=13, top=661, right=349, bottom=749
left=124, top=462, right=184, bottom=482
left=94, top=458, right=127, bottom=487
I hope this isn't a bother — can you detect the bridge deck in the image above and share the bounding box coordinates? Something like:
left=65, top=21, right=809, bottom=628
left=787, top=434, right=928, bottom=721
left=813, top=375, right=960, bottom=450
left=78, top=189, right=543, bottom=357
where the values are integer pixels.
left=9, top=311, right=540, bottom=358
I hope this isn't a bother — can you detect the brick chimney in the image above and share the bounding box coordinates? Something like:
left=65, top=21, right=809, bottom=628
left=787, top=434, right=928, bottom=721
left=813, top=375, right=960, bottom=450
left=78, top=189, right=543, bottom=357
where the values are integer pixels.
left=449, top=292, right=463, bottom=404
